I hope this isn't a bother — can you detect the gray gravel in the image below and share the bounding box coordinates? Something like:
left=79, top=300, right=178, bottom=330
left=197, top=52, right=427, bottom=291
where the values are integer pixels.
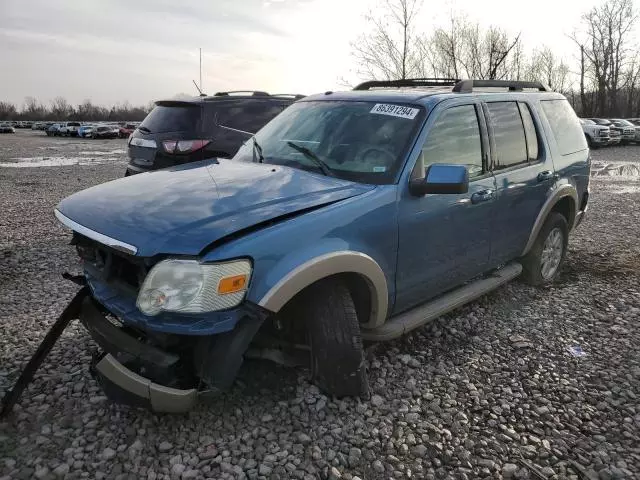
left=1, top=131, right=640, bottom=479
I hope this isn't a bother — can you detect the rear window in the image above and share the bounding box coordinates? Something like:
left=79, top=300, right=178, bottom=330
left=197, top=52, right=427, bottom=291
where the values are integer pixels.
left=541, top=100, right=587, bottom=155
left=215, top=101, right=286, bottom=134
left=68, top=122, right=81, bottom=127
left=140, top=104, right=200, bottom=133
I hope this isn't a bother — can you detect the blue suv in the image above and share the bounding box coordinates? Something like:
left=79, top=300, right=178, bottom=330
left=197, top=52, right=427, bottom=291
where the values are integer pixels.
left=51, top=79, right=590, bottom=412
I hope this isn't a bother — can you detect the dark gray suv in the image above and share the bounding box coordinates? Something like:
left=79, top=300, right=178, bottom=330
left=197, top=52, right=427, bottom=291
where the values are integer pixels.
left=125, top=91, right=304, bottom=176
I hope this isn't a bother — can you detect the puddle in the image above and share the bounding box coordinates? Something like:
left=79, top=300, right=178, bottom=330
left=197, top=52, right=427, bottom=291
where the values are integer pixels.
left=78, top=149, right=124, bottom=156
left=591, top=162, right=640, bottom=177
left=0, top=156, right=122, bottom=168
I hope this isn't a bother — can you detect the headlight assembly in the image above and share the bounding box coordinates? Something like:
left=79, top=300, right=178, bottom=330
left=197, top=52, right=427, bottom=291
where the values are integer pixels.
left=136, top=259, right=251, bottom=316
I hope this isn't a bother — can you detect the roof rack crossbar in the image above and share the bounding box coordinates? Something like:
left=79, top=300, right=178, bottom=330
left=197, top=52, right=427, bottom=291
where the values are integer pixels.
left=271, top=93, right=306, bottom=99
left=453, top=80, right=549, bottom=93
left=353, top=78, right=461, bottom=90
left=213, top=91, right=270, bottom=97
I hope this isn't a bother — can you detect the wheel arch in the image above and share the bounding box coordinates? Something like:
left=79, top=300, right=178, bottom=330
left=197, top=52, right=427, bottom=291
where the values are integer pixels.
left=521, top=184, right=578, bottom=257
left=257, top=251, right=388, bottom=328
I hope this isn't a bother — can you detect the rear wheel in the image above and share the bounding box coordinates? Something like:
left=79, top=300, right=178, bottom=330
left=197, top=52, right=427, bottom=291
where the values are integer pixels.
left=521, top=212, right=568, bottom=286
left=299, top=279, right=369, bottom=398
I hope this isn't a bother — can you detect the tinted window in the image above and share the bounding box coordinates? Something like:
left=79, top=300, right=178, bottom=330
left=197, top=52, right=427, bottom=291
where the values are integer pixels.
left=541, top=100, right=587, bottom=155
left=487, top=102, right=527, bottom=170
left=139, top=104, right=200, bottom=133
left=419, top=104, right=483, bottom=178
left=216, top=102, right=285, bottom=134
left=518, top=103, right=539, bottom=161
left=232, top=100, right=424, bottom=184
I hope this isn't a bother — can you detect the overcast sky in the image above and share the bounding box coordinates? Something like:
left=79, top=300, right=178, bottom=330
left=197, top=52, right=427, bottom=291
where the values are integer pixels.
left=0, top=0, right=628, bottom=107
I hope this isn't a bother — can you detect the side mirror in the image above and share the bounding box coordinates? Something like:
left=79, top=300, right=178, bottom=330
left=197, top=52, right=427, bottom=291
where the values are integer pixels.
left=409, top=164, right=469, bottom=196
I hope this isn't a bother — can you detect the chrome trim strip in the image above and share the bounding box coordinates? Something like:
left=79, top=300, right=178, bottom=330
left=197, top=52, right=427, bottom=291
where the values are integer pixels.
left=54, top=209, right=138, bottom=255
left=258, top=251, right=389, bottom=328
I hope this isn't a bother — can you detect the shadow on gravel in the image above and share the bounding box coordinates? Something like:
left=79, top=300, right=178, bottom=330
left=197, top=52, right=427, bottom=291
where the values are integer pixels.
left=561, top=248, right=640, bottom=283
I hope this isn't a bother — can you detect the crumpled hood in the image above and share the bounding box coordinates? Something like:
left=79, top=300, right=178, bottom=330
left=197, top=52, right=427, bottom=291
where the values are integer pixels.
left=56, top=159, right=374, bottom=257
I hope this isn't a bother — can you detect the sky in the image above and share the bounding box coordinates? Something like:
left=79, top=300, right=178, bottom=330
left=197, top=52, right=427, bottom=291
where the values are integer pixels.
left=0, top=0, right=631, bottom=108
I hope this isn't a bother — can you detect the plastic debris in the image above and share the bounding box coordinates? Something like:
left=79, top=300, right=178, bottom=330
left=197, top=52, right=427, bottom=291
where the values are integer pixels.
left=567, top=345, right=587, bottom=357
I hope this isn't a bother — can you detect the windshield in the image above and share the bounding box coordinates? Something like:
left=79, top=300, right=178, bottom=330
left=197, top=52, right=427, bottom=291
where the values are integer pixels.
left=232, top=100, right=425, bottom=184
left=614, top=119, right=634, bottom=127
left=581, top=119, right=594, bottom=125
left=592, top=118, right=611, bottom=125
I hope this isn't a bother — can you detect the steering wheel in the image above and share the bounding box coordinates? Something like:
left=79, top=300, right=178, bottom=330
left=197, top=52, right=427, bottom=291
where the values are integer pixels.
left=354, top=145, right=396, bottom=168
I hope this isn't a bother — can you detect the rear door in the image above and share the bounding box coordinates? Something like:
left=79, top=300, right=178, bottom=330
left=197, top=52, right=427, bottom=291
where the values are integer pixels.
left=209, top=100, right=288, bottom=157
left=484, top=100, right=552, bottom=265
left=395, top=101, right=496, bottom=313
left=128, top=102, right=202, bottom=169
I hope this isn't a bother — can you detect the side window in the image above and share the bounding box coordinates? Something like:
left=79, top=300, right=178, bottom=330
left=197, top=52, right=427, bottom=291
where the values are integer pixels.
left=216, top=102, right=285, bottom=135
left=540, top=99, right=588, bottom=155
left=486, top=101, right=527, bottom=170
left=518, top=102, right=540, bottom=161
left=419, top=104, right=483, bottom=178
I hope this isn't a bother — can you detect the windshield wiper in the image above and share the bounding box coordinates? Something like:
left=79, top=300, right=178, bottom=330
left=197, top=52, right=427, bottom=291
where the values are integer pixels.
left=253, top=137, right=264, bottom=163
left=286, top=141, right=334, bottom=177
left=137, top=126, right=151, bottom=133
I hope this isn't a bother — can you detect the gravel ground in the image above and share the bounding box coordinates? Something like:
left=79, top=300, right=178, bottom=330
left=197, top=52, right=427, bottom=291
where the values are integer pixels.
left=1, top=130, right=639, bottom=480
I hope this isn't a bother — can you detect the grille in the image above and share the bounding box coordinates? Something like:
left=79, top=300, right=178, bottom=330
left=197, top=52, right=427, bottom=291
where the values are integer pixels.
left=75, top=235, right=147, bottom=292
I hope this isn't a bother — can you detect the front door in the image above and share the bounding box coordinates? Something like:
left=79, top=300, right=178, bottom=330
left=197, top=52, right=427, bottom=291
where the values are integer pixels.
left=395, top=102, right=496, bottom=314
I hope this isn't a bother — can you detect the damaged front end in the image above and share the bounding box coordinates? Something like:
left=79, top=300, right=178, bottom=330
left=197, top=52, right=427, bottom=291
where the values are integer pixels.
left=1, top=234, right=270, bottom=417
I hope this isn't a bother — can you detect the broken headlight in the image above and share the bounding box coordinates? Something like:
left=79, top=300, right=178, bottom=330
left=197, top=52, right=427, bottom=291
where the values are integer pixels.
left=136, top=259, right=251, bottom=316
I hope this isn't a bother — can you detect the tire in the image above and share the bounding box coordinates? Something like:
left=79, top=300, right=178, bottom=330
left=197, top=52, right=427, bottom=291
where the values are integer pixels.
left=300, top=279, right=369, bottom=398
left=585, top=134, right=593, bottom=148
left=521, top=212, right=569, bottom=286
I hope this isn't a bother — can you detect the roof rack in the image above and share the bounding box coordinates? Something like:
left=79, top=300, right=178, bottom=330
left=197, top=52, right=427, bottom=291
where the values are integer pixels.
left=271, top=93, right=306, bottom=99
left=353, top=78, right=460, bottom=90
left=452, top=80, right=549, bottom=93
left=213, top=91, right=270, bottom=97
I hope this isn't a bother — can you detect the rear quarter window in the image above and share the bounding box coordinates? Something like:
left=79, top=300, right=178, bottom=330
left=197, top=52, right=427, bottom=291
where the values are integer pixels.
left=540, top=99, right=587, bottom=155
left=140, top=104, right=201, bottom=133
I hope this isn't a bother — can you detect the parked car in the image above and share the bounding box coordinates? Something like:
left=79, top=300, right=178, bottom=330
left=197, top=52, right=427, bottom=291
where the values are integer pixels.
left=609, top=118, right=638, bottom=144
left=588, top=118, right=623, bottom=145
left=46, top=123, right=63, bottom=136
left=0, top=123, right=16, bottom=133
left=125, top=91, right=304, bottom=176
left=78, top=125, right=96, bottom=138
left=579, top=118, right=610, bottom=148
left=118, top=123, right=137, bottom=138
left=91, top=126, right=118, bottom=139
left=51, top=78, right=590, bottom=412
left=58, top=121, right=82, bottom=137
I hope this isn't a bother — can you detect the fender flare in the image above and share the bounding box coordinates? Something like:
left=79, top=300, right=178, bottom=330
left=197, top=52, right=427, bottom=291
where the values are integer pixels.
left=258, top=251, right=388, bottom=328
left=521, top=184, right=578, bottom=256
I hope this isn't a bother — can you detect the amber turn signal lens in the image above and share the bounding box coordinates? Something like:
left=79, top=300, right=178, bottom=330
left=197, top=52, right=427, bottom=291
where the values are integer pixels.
left=217, top=274, right=247, bottom=294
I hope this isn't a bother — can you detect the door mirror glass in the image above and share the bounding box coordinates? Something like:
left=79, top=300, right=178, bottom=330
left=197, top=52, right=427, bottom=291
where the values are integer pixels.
left=409, top=163, right=469, bottom=196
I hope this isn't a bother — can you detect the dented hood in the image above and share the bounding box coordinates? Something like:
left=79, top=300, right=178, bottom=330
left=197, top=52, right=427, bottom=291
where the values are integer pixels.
left=56, top=159, right=373, bottom=257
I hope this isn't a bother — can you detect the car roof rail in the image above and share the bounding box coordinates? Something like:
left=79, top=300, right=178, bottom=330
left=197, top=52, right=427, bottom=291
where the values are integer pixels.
left=452, top=79, right=550, bottom=93
left=353, top=78, right=460, bottom=90
left=213, top=91, right=270, bottom=97
left=271, top=93, right=306, bottom=99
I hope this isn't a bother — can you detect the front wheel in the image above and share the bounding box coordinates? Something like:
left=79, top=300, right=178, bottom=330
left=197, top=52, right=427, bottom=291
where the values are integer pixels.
left=521, top=212, right=568, bottom=286
left=299, top=279, right=369, bottom=398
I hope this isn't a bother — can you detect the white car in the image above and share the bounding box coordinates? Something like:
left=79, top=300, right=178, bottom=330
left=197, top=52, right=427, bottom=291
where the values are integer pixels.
left=580, top=118, right=610, bottom=148
left=58, top=121, right=82, bottom=137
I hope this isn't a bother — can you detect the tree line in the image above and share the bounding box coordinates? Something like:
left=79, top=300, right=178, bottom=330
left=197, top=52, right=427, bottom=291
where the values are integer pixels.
left=0, top=97, right=152, bottom=122
left=352, top=0, right=639, bottom=117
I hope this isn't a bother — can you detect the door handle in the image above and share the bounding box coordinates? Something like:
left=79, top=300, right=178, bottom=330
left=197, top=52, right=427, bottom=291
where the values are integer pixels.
left=471, top=189, right=494, bottom=204
left=537, top=170, right=556, bottom=182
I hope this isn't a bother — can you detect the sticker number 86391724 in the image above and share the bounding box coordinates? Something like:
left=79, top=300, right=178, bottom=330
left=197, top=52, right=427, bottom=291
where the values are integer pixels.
left=369, top=103, right=420, bottom=119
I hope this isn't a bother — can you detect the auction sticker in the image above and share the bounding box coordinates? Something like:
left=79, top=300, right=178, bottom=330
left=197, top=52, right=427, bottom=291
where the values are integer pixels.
left=370, top=103, right=419, bottom=119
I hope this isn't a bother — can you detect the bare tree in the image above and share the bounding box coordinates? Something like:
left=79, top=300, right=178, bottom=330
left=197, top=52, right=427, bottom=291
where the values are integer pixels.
left=426, top=16, right=521, bottom=80
left=522, top=47, right=571, bottom=92
left=0, top=101, right=18, bottom=120
left=351, top=0, right=424, bottom=80
left=572, top=0, right=638, bottom=116
left=50, top=96, right=73, bottom=119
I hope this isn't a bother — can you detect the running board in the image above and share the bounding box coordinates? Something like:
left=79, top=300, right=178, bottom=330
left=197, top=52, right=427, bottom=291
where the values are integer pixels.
left=362, top=263, right=522, bottom=342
